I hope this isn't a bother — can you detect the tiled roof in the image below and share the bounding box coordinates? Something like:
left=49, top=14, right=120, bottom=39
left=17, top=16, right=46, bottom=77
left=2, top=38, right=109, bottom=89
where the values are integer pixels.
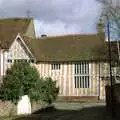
left=23, top=33, right=106, bottom=62
left=0, top=18, right=31, bottom=48
left=105, top=41, right=120, bottom=61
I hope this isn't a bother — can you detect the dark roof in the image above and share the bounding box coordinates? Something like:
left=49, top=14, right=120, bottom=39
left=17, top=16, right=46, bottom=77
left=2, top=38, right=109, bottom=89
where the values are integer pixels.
left=105, top=41, right=120, bottom=61
left=23, top=34, right=106, bottom=62
left=0, top=18, right=31, bottom=48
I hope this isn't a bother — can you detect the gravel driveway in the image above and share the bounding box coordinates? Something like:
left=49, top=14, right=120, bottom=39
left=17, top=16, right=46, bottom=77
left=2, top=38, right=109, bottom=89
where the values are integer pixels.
left=14, top=102, right=113, bottom=120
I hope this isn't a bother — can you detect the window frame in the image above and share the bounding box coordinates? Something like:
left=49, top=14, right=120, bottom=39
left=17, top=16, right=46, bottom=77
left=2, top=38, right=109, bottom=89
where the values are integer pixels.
left=7, top=59, right=12, bottom=63
left=73, top=62, right=91, bottom=88
left=7, top=59, right=35, bottom=63
left=51, top=63, right=61, bottom=70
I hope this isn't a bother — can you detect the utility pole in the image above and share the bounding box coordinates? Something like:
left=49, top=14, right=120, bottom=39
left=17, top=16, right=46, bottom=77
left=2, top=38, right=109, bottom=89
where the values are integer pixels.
left=106, top=14, right=116, bottom=118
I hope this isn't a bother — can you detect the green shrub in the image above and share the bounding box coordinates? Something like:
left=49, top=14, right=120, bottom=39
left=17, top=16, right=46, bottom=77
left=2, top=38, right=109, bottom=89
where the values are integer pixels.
left=0, top=62, right=39, bottom=104
left=30, top=77, right=59, bottom=105
left=0, top=62, right=59, bottom=105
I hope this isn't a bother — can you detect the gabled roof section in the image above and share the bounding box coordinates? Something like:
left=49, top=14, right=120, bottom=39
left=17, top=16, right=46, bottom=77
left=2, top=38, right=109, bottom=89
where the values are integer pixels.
left=23, top=34, right=106, bottom=62
left=0, top=18, right=32, bottom=49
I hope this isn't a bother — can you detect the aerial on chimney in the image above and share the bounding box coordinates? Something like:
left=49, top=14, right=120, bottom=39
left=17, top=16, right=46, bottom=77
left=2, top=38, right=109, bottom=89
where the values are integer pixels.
left=41, top=34, right=47, bottom=38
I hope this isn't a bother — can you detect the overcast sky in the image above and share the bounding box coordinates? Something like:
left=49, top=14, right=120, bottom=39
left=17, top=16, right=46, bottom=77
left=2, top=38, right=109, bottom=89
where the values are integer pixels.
left=0, top=0, right=102, bottom=36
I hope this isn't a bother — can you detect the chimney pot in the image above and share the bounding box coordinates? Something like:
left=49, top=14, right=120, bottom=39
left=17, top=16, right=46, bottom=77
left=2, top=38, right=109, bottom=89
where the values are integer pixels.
left=41, top=34, right=47, bottom=38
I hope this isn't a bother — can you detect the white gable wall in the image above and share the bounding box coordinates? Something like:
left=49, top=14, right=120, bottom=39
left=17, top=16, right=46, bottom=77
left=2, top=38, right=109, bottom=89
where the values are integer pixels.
left=1, top=38, right=31, bottom=76
left=9, top=38, right=30, bottom=59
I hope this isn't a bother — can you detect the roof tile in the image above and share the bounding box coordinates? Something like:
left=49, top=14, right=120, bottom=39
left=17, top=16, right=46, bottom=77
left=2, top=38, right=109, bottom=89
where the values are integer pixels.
left=23, top=34, right=106, bottom=61
left=0, top=18, right=31, bottom=48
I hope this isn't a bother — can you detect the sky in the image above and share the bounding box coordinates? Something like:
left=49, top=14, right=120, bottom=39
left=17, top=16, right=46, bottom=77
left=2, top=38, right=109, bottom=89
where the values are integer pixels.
left=0, top=0, right=103, bottom=36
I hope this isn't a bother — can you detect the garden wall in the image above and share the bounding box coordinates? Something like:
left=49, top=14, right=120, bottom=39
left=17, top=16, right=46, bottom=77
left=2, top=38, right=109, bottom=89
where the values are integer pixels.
left=0, top=101, right=42, bottom=117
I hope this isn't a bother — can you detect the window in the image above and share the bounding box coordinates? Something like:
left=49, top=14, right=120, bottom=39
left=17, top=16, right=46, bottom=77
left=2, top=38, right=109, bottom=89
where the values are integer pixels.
left=14, top=59, right=27, bottom=63
left=7, top=59, right=12, bottom=63
left=29, top=59, right=35, bottom=63
left=8, top=59, right=35, bottom=63
left=73, top=62, right=90, bottom=88
left=52, top=64, right=60, bottom=70
left=112, top=67, right=120, bottom=83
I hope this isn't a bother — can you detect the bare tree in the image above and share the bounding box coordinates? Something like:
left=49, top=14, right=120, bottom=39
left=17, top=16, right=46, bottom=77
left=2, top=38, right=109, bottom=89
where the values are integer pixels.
left=97, top=0, right=120, bottom=38
left=97, top=0, right=120, bottom=59
left=97, top=0, right=120, bottom=5
left=97, top=0, right=120, bottom=82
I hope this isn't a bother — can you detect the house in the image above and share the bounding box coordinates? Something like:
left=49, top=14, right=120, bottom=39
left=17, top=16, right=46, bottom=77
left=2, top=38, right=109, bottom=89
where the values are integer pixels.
left=0, top=18, right=115, bottom=100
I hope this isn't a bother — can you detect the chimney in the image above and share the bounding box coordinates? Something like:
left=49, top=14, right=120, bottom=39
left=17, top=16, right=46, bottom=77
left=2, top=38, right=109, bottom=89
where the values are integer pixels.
left=41, top=34, right=47, bottom=38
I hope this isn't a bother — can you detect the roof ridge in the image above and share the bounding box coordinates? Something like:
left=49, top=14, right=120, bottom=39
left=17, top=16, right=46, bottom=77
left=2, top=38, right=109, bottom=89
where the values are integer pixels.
left=0, top=17, right=32, bottom=21
left=36, top=33, right=97, bottom=40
